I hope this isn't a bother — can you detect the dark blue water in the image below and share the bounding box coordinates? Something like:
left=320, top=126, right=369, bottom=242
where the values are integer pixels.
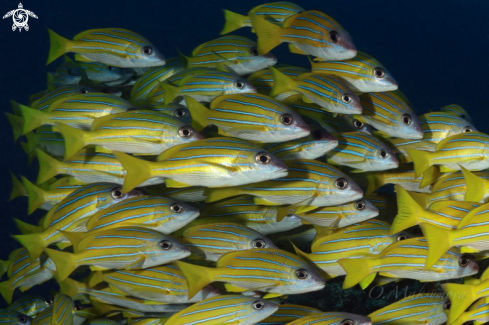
left=0, top=0, right=487, bottom=312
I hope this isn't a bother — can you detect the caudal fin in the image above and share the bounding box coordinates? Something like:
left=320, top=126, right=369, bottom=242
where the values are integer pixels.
left=44, top=248, right=78, bottom=282
left=269, top=67, right=296, bottom=97
left=249, top=16, right=282, bottom=55
left=184, top=96, right=209, bottom=131
left=220, top=10, right=249, bottom=35
left=9, top=172, right=26, bottom=201
left=112, top=151, right=153, bottom=193
left=19, top=103, right=47, bottom=135
left=21, top=176, right=46, bottom=214
left=13, top=218, right=43, bottom=235
left=419, top=223, right=454, bottom=269
left=390, top=186, right=422, bottom=234
left=55, top=123, right=88, bottom=160
left=174, top=260, right=213, bottom=299
left=5, top=112, right=24, bottom=142
left=462, top=166, right=487, bottom=202
left=87, top=271, right=105, bottom=287
left=0, top=279, right=15, bottom=304
left=442, top=282, right=476, bottom=322
left=12, top=232, right=47, bottom=262
left=47, top=28, right=70, bottom=65
left=365, top=173, right=385, bottom=194
left=204, top=187, right=241, bottom=203
left=160, top=82, right=180, bottom=105
left=337, top=257, right=375, bottom=289
left=36, top=149, right=62, bottom=184
left=406, top=149, right=434, bottom=178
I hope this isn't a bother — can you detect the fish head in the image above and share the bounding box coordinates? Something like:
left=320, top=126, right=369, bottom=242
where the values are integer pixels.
left=224, top=76, right=257, bottom=95
left=338, top=199, right=380, bottom=227
left=198, top=284, right=222, bottom=300
left=338, top=313, right=373, bottom=325
left=302, top=128, right=339, bottom=158
left=331, top=78, right=362, bottom=114
left=324, top=173, right=364, bottom=204
left=349, top=65, right=398, bottom=93
left=176, top=125, right=205, bottom=143
left=96, top=185, right=144, bottom=208
left=162, top=201, right=200, bottom=233
left=245, top=298, right=279, bottom=323
left=369, top=145, right=399, bottom=171
left=246, top=234, right=277, bottom=250
left=455, top=253, right=479, bottom=276
left=154, top=235, right=191, bottom=264
left=272, top=109, right=311, bottom=141
left=129, top=41, right=167, bottom=67
left=392, top=111, right=424, bottom=139
left=242, top=150, right=288, bottom=182
left=237, top=46, right=278, bottom=75
left=323, top=27, right=357, bottom=61
left=284, top=259, right=326, bottom=294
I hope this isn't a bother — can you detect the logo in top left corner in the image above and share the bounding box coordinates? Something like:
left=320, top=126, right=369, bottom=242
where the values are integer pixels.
left=3, top=3, right=37, bottom=32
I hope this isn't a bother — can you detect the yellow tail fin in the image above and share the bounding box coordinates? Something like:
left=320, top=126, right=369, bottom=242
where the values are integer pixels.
left=390, top=186, right=422, bottom=234
left=58, top=277, right=82, bottom=296
left=204, top=187, right=241, bottom=203
left=112, top=151, right=153, bottom=193
left=19, top=104, right=47, bottom=135
left=269, top=67, right=296, bottom=97
left=46, top=28, right=70, bottom=65
left=9, top=172, right=26, bottom=201
left=408, top=190, right=429, bottom=209
left=0, top=259, right=9, bottom=278
left=0, top=279, right=15, bottom=304
left=249, top=16, right=283, bottom=55
left=220, top=10, right=248, bottom=35
left=5, top=112, right=24, bottom=142
left=44, top=248, right=78, bottom=282
left=160, top=82, right=180, bottom=105
left=87, top=271, right=105, bottom=287
left=406, top=149, right=434, bottom=178
left=365, top=173, right=385, bottom=194
left=174, top=260, right=213, bottom=299
left=13, top=218, right=43, bottom=235
left=419, top=166, right=441, bottom=188
left=12, top=232, right=46, bottom=262
left=419, top=223, right=454, bottom=269
left=442, top=282, right=477, bottom=323
left=337, top=257, right=375, bottom=289
left=462, top=166, right=488, bottom=202
left=21, top=176, right=46, bottom=214
left=36, top=149, right=62, bottom=185
left=55, top=122, right=89, bottom=160
left=184, top=96, right=209, bottom=131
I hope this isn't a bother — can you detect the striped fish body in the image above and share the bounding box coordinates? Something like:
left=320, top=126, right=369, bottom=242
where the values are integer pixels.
left=176, top=248, right=325, bottom=297
left=364, top=192, right=397, bottom=224
left=419, top=112, right=477, bottom=143
left=409, top=132, right=489, bottom=177
left=263, top=124, right=338, bottom=160
left=354, top=90, right=423, bottom=139
left=152, top=185, right=208, bottom=203
left=286, top=312, right=372, bottom=325
left=257, top=304, right=321, bottom=325
left=85, top=195, right=200, bottom=234
left=386, top=138, right=436, bottom=164
left=13, top=183, right=144, bottom=262
left=0, top=310, right=33, bottom=325
left=57, top=110, right=203, bottom=159
left=428, top=200, right=480, bottom=213
left=282, top=95, right=373, bottom=133
left=19, top=93, right=135, bottom=134
left=160, top=68, right=257, bottom=105
left=30, top=306, right=54, bottom=325
left=206, top=159, right=363, bottom=208
left=31, top=85, right=97, bottom=111
left=338, top=237, right=479, bottom=289
left=462, top=167, right=489, bottom=202
left=251, top=10, right=357, bottom=61
left=450, top=297, right=489, bottom=325
left=130, top=57, right=185, bottom=104
left=78, top=61, right=133, bottom=85
left=288, top=199, right=379, bottom=228
left=115, top=137, right=289, bottom=192
left=90, top=264, right=221, bottom=303
left=197, top=196, right=302, bottom=235
left=45, top=227, right=190, bottom=281
left=186, top=35, right=277, bottom=75
left=311, top=51, right=398, bottom=93
left=270, top=69, right=362, bottom=114
left=441, top=103, right=473, bottom=124
left=181, top=222, right=277, bottom=261
left=51, top=294, right=74, bottom=325
left=47, top=28, right=166, bottom=68
left=185, top=93, right=310, bottom=143
left=8, top=296, right=53, bottom=317
left=54, top=56, right=83, bottom=87
left=295, top=220, right=399, bottom=277
left=248, top=66, right=309, bottom=95
left=325, top=131, right=399, bottom=172
left=366, top=165, right=433, bottom=194
left=140, top=103, right=192, bottom=125
left=165, top=295, right=278, bottom=325
left=368, top=293, right=448, bottom=325
left=127, top=319, right=166, bottom=325
left=30, top=126, right=65, bottom=158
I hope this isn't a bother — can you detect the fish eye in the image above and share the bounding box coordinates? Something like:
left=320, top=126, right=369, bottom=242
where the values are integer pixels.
left=296, top=269, right=308, bottom=279
left=281, top=114, right=293, bottom=125
left=397, top=234, right=407, bottom=241
left=443, top=301, right=451, bottom=310
left=108, top=66, right=113, bottom=71
left=255, top=152, right=272, bottom=164
left=253, top=301, right=265, bottom=310
left=74, top=301, right=82, bottom=311
left=44, top=297, right=53, bottom=305
left=80, top=88, right=89, bottom=94
left=373, top=67, right=385, bottom=78
left=170, top=203, right=183, bottom=213
left=253, top=239, right=266, bottom=248
left=335, top=178, right=348, bottom=190
left=111, top=188, right=124, bottom=199
left=174, top=108, right=187, bottom=118
left=179, top=127, right=194, bottom=138
left=458, top=254, right=473, bottom=267
left=142, top=46, right=153, bottom=56
left=250, top=46, right=259, bottom=56
left=17, top=316, right=27, bottom=323
left=379, top=150, right=389, bottom=159
left=342, top=94, right=352, bottom=104
left=460, top=114, right=466, bottom=119
left=312, top=130, right=323, bottom=140
left=159, top=240, right=172, bottom=250
left=67, top=68, right=72, bottom=75
left=353, top=119, right=364, bottom=129
left=402, top=114, right=412, bottom=125
left=235, top=80, right=245, bottom=90
left=356, top=201, right=366, bottom=210
left=340, top=320, right=354, bottom=325
left=329, top=30, right=339, bottom=43
left=463, top=126, right=473, bottom=133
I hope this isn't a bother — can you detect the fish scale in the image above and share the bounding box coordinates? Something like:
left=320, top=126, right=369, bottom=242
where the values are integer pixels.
left=440, top=103, right=473, bottom=124
left=419, top=112, right=477, bottom=143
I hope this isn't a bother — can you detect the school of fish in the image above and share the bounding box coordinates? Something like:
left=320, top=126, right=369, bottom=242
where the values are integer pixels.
left=2, top=2, right=486, bottom=325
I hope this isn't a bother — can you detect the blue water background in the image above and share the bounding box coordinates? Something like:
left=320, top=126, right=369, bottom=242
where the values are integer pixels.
left=0, top=0, right=487, bottom=310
